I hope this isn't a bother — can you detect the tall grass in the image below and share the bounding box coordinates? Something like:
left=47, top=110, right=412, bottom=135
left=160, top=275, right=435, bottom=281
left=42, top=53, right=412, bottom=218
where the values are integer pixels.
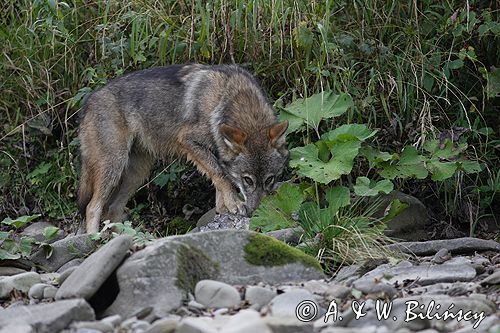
left=0, top=0, right=498, bottom=225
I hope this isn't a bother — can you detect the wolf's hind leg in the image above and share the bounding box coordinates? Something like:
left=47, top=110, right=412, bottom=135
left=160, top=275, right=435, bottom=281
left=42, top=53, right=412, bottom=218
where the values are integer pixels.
left=104, top=148, right=154, bottom=223
left=80, top=134, right=131, bottom=233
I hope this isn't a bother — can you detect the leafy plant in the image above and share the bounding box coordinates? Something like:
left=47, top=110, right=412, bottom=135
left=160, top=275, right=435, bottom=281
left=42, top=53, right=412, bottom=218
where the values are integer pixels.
left=0, top=214, right=61, bottom=260
left=98, top=220, right=156, bottom=247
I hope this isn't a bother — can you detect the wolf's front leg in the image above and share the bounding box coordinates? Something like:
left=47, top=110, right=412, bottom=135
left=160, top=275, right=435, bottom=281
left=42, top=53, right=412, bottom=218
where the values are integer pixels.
left=178, top=134, right=247, bottom=216
left=215, top=182, right=247, bottom=216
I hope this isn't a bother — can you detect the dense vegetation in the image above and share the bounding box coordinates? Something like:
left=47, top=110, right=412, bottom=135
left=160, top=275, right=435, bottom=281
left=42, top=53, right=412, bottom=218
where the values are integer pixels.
left=0, top=0, right=498, bottom=265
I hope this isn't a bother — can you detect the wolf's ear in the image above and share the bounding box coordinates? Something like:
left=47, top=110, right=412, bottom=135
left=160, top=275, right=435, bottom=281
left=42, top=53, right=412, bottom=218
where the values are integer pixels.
left=269, top=120, right=288, bottom=146
left=220, top=124, right=248, bottom=152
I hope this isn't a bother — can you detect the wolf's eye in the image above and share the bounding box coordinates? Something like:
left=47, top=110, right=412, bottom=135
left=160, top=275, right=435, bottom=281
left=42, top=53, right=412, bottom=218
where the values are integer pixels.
left=265, top=175, right=275, bottom=186
left=243, top=176, right=254, bottom=186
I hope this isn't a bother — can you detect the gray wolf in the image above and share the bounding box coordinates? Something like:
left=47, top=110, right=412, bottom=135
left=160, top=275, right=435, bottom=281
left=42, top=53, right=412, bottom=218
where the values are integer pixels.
left=78, top=64, right=289, bottom=233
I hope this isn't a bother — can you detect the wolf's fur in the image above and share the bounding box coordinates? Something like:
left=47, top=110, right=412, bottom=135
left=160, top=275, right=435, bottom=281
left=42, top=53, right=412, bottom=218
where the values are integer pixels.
left=78, top=64, right=289, bottom=233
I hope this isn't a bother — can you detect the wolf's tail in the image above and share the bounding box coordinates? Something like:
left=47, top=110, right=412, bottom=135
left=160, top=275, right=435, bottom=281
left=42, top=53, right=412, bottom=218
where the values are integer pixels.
left=77, top=159, right=93, bottom=217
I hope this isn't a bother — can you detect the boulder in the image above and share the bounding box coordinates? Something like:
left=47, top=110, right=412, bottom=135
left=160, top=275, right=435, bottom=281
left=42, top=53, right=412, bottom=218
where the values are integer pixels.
left=0, top=299, right=94, bottom=333
left=377, top=191, right=429, bottom=241
left=30, top=234, right=98, bottom=272
left=105, top=230, right=323, bottom=318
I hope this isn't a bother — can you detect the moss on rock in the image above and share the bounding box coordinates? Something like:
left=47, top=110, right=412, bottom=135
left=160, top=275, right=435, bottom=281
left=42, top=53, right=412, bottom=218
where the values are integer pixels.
left=244, top=233, right=322, bottom=271
left=176, top=243, right=220, bottom=293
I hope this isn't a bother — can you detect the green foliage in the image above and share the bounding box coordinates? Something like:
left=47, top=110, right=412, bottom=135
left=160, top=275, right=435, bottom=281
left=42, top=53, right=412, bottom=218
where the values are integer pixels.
left=1, top=214, right=41, bottom=229
left=279, top=91, right=353, bottom=133
left=0, top=215, right=60, bottom=260
left=250, top=183, right=304, bottom=233
left=100, top=220, right=155, bottom=247
left=377, top=146, right=429, bottom=180
left=290, top=123, right=377, bottom=184
left=354, top=177, right=394, bottom=197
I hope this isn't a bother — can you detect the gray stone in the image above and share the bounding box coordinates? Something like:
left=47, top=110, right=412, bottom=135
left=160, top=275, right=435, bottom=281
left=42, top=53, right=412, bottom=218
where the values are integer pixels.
left=187, top=300, right=205, bottom=309
left=220, top=309, right=272, bottom=333
left=42, top=285, right=57, bottom=299
left=28, top=283, right=50, bottom=299
left=303, top=279, right=328, bottom=295
left=39, top=272, right=59, bottom=285
left=57, top=258, right=84, bottom=273
left=128, top=320, right=151, bottom=331
left=410, top=282, right=479, bottom=296
left=56, top=235, right=132, bottom=300
left=0, top=267, right=27, bottom=276
left=266, top=227, right=304, bottom=245
left=326, top=284, right=351, bottom=299
left=195, top=280, right=241, bottom=308
left=386, top=237, right=500, bottom=256
left=352, top=279, right=397, bottom=297
left=245, top=286, right=276, bottom=310
left=199, top=213, right=250, bottom=232
left=377, top=191, right=429, bottom=241
left=431, top=248, right=451, bottom=264
left=21, top=222, right=64, bottom=243
left=481, top=270, right=500, bottom=286
left=30, top=234, right=98, bottom=272
left=0, top=272, right=41, bottom=298
left=357, top=262, right=476, bottom=286
left=71, top=320, right=114, bottom=332
left=0, top=299, right=94, bottom=332
left=58, top=266, right=78, bottom=285
left=176, top=317, right=218, bottom=333
left=333, top=265, right=361, bottom=284
left=74, top=329, right=101, bottom=333
left=263, top=316, right=312, bottom=333
left=100, top=314, right=122, bottom=327
left=268, top=289, right=317, bottom=318
left=105, top=230, right=323, bottom=318
left=0, top=325, right=33, bottom=333
left=196, top=208, right=216, bottom=228
left=144, top=318, right=178, bottom=333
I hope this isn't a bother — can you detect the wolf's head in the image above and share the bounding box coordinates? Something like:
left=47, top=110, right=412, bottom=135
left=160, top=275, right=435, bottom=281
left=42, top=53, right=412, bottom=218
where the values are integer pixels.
left=219, top=120, right=289, bottom=216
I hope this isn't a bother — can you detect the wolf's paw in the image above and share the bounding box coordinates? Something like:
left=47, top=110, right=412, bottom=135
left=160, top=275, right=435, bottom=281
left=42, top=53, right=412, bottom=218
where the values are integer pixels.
left=216, top=190, right=247, bottom=216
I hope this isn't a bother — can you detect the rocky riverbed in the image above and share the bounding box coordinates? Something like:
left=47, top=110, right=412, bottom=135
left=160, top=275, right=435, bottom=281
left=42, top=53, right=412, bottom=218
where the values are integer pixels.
left=0, top=221, right=499, bottom=333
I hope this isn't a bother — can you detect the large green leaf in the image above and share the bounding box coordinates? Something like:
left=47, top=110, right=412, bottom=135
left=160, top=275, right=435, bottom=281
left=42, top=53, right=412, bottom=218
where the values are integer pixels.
left=282, top=91, right=353, bottom=131
left=379, top=146, right=428, bottom=180
left=360, top=146, right=396, bottom=168
left=459, top=160, right=482, bottom=174
left=250, top=183, right=304, bottom=232
left=290, top=139, right=362, bottom=184
left=321, top=124, right=377, bottom=142
left=427, top=158, right=458, bottom=181
left=1, top=214, right=41, bottom=229
left=353, top=177, right=394, bottom=196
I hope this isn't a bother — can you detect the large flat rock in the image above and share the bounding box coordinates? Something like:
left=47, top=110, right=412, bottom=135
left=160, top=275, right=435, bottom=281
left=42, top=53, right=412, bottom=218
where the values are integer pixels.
left=105, top=230, right=323, bottom=318
left=356, top=262, right=476, bottom=286
left=386, top=237, right=500, bottom=256
left=0, top=299, right=94, bottom=332
left=56, top=235, right=132, bottom=300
